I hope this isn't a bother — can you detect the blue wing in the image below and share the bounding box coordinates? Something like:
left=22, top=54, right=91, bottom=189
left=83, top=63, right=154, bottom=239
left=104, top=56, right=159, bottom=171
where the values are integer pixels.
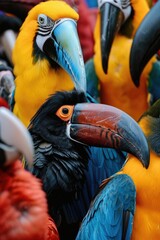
left=76, top=174, right=136, bottom=240
left=62, top=148, right=127, bottom=224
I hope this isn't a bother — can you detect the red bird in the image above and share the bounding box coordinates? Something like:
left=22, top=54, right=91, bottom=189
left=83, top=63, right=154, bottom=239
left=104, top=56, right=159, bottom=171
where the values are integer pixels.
left=0, top=107, right=60, bottom=240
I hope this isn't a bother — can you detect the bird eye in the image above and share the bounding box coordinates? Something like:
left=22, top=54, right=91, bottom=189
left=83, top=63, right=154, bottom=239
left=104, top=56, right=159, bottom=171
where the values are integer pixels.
left=38, top=14, right=48, bottom=26
left=56, top=105, right=74, bottom=121
left=62, top=108, right=69, bottom=114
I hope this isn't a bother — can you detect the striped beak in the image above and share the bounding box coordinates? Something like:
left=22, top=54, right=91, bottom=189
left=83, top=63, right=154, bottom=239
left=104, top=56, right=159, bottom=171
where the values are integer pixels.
left=36, top=17, right=86, bottom=92
left=67, top=102, right=150, bottom=168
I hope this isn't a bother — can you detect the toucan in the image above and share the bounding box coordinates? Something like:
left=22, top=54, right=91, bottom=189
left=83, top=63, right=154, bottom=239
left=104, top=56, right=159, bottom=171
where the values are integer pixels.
left=28, top=89, right=149, bottom=240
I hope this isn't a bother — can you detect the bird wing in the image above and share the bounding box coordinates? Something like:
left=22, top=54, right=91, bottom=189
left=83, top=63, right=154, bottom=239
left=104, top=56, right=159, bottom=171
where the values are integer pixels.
left=76, top=174, right=136, bottom=240
left=62, top=147, right=127, bottom=224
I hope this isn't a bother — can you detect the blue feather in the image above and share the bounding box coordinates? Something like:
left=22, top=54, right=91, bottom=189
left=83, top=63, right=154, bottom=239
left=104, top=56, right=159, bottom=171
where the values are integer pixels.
left=76, top=174, right=136, bottom=240
left=62, top=148, right=127, bottom=224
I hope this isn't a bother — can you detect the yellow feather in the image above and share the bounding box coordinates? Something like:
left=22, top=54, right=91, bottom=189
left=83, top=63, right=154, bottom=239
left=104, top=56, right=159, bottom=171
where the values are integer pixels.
left=120, top=151, right=160, bottom=239
left=93, top=0, right=156, bottom=121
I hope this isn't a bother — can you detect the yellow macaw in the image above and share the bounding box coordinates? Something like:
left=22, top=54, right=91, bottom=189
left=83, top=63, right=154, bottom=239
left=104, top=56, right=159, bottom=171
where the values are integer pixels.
left=76, top=97, right=160, bottom=240
left=12, top=1, right=86, bottom=127
left=86, top=0, right=156, bottom=121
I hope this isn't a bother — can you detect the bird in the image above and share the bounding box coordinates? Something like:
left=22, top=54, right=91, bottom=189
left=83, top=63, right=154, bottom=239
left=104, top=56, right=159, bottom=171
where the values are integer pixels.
left=0, top=60, right=15, bottom=107
left=130, top=0, right=160, bottom=106
left=11, top=0, right=86, bottom=127
left=85, top=0, right=155, bottom=121
left=0, top=107, right=60, bottom=240
left=0, top=0, right=96, bottom=63
left=76, top=96, right=160, bottom=240
left=27, top=89, right=149, bottom=240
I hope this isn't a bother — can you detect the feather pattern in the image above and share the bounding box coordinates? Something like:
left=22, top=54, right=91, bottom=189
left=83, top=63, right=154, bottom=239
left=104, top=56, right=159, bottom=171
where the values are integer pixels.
left=76, top=174, right=136, bottom=240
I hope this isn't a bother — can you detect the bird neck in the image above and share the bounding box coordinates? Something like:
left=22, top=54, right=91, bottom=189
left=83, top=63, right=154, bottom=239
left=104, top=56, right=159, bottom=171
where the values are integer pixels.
left=14, top=64, right=74, bottom=127
left=121, top=151, right=160, bottom=196
left=130, top=0, right=150, bottom=37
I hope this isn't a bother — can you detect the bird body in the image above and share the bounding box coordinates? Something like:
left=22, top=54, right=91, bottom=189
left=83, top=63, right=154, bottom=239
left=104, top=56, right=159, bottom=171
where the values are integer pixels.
left=94, top=35, right=153, bottom=120
left=120, top=151, right=160, bottom=239
left=76, top=151, right=160, bottom=240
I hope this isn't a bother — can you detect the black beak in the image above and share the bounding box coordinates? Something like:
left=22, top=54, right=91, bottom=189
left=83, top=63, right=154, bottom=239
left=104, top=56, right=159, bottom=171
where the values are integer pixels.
left=130, top=1, right=160, bottom=87
left=67, top=103, right=150, bottom=168
left=100, top=2, right=125, bottom=73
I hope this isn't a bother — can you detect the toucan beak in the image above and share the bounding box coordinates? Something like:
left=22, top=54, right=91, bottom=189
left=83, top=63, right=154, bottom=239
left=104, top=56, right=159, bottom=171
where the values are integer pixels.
left=0, top=107, right=34, bottom=167
left=100, top=2, right=125, bottom=74
left=42, top=18, right=86, bottom=92
left=130, top=1, right=160, bottom=87
left=67, top=103, right=150, bottom=168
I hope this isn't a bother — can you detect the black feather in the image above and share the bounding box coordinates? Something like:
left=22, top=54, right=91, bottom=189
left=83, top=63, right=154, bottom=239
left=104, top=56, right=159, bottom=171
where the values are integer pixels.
left=27, top=89, right=126, bottom=240
left=28, top=90, right=89, bottom=223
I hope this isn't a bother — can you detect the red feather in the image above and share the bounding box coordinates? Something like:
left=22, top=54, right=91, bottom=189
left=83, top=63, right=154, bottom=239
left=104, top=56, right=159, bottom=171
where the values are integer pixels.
left=0, top=97, right=9, bottom=108
left=0, top=160, right=60, bottom=240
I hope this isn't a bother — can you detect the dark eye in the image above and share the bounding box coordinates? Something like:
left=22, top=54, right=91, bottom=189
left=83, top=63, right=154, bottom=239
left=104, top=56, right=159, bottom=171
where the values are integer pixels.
left=62, top=108, right=69, bottom=114
left=38, top=14, right=48, bottom=26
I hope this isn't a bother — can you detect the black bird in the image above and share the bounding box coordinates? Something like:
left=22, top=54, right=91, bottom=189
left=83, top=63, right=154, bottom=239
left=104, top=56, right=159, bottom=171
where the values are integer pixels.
left=28, top=90, right=149, bottom=240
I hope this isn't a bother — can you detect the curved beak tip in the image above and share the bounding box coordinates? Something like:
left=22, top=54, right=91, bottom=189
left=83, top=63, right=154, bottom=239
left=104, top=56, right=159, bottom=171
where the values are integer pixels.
left=102, top=58, right=108, bottom=74
left=0, top=107, right=34, bottom=166
left=142, top=155, right=150, bottom=169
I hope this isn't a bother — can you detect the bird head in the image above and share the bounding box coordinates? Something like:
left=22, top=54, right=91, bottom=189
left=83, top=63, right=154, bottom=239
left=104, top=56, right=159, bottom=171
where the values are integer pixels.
left=29, top=89, right=150, bottom=168
left=0, top=107, right=34, bottom=167
left=12, top=1, right=86, bottom=92
left=95, top=0, right=150, bottom=74
left=130, top=0, right=160, bottom=87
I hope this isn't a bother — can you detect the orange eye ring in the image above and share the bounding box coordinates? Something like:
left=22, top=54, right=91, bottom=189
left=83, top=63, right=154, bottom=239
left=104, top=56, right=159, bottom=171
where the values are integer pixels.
left=56, top=105, right=74, bottom=121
